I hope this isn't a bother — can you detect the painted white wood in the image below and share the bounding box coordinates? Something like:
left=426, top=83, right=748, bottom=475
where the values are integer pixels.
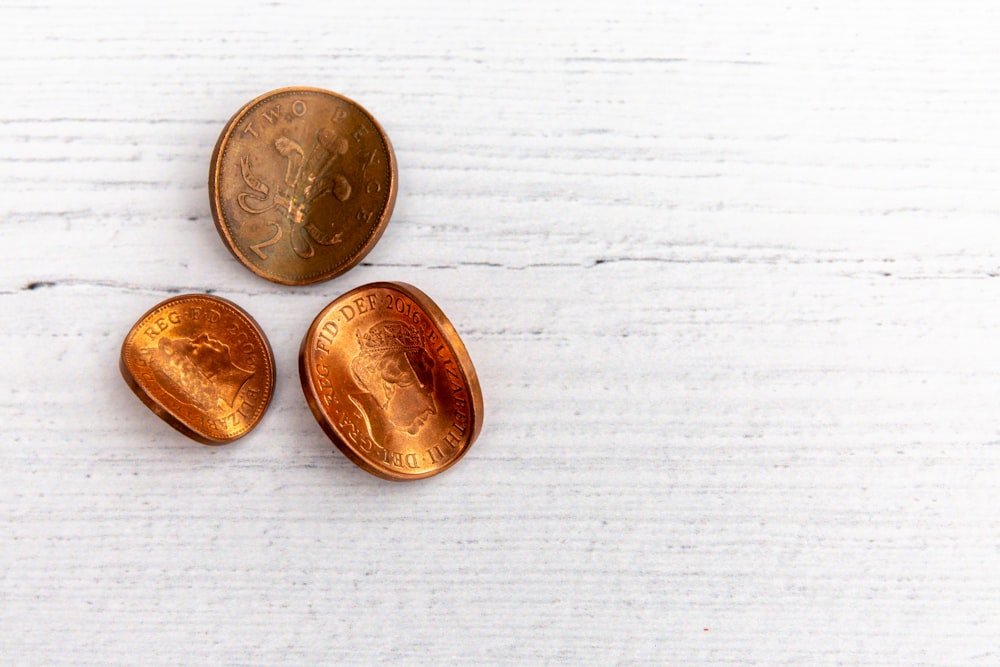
left=2, top=1, right=1000, bottom=663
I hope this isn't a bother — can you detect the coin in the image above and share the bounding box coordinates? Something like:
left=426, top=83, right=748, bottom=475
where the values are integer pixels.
left=299, top=282, right=484, bottom=480
left=119, top=294, right=275, bottom=445
left=209, top=87, right=398, bottom=285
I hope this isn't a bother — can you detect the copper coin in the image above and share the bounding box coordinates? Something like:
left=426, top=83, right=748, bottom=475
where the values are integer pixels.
left=209, top=87, right=398, bottom=285
left=120, top=294, right=275, bottom=445
left=299, top=282, right=484, bottom=480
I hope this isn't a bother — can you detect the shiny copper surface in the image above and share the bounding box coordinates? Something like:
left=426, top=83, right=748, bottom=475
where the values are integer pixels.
left=299, top=282, right=484, bottom=480
left=120, top=294, right=275, bottom=444
left=209, top=87, right=397, bottom=285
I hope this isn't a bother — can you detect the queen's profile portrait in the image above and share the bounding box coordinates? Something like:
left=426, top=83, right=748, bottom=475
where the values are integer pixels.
left=140, top=333, right=254, bottom=414
left=348, top=320, right=437, bottom=444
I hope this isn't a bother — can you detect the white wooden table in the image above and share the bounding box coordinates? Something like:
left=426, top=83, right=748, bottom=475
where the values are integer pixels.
left=3, top=1, right=1000, bottom=664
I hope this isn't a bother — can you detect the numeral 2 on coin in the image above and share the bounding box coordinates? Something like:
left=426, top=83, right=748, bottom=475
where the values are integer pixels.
left=250, top=222, right=282, bottom=259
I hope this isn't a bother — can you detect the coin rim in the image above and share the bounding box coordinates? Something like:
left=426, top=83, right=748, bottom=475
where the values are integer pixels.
left=119, top=293, right=276, bottom=445
left=208, top=86, right=398, bottom=286
left=298, top=281, right=484, bottom=480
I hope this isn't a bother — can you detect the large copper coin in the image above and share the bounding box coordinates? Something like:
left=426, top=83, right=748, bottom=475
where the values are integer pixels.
left=209, top=87, right=397, bottom=285
left=120, top=294, right=275, bottom=445
left=299, top=282, right=484, bottom=480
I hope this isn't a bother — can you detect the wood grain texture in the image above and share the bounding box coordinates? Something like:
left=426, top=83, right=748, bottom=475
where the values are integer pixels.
left=2, top=1, right=1000, bottom=664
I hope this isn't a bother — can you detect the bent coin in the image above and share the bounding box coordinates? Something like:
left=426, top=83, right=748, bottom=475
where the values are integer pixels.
left=299, top=282, right=484, bottom=480
left=209, top=86, right=398, bottom=285
left=120, top=294, right=275, bottom=444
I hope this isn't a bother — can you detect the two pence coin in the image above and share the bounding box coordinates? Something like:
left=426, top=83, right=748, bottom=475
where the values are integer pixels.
left=209, top=87, right=397, bottom=285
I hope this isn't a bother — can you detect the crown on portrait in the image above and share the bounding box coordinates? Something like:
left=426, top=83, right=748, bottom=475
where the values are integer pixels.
left=357, top=321, right=423, bottom=354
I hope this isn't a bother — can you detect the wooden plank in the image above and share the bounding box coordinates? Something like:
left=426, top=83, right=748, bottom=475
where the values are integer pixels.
left=2, top=1, right=1000, bottom=663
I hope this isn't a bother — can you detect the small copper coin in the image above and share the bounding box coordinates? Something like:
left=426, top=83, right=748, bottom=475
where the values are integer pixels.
left=209, top=87, right=398, bottom=285
left=299, top=282, right=484, bottom=480
left=120, top=294, right=275, bottom=445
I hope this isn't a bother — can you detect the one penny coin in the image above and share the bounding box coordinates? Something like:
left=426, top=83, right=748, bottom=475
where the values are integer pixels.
left=120, top=294, right=275, bottom=444
left=209, top=87, right=397, bottom=285
left=299, top=282, right=484, bottom=480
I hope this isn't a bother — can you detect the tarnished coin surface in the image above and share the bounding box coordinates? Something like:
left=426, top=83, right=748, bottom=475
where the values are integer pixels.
left=299, top=282, right=484, bottom=480
left=209, top=87, right=397, bottom=285
left=120, top=294, right=275, bottom=445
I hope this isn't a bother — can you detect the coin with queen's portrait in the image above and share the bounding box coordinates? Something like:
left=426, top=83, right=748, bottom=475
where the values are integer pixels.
left=299, top=282, right=484, bottom=481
